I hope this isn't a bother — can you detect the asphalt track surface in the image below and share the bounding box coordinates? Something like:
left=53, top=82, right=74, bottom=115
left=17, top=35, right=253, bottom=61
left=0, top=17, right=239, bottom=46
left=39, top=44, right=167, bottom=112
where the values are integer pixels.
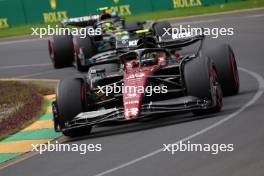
left=1, top=9, right=264, bottom=176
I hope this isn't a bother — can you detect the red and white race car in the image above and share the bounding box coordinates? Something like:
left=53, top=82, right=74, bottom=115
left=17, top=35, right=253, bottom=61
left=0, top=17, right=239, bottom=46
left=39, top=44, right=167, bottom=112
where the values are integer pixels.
left=52, top=32, right=239, bottom=137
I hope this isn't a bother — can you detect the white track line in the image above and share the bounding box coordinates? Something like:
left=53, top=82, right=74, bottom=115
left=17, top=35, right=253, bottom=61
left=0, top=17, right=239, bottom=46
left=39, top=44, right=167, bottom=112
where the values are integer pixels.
left=245, top=14, right=264, bottom=18
left=0, top=38, right=46, bottom=46
left=171, top=13, right=264, bottom=25
left=93, top=67, right=264, bottom=176
left=17, top=70, right=59, bottom=78
left=173, top=19, right=220, bottom=25
left=0, top=63, right=51, bottom=70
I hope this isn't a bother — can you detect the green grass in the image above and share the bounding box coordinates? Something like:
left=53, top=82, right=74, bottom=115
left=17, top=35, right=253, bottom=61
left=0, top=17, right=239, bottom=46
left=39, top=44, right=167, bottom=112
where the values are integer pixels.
left=0, top=80, right=55, bottom=140
left=126, top=0, right=264, bottom=21
left=0, top=23, right=59, bottom=38
left=0, top=0, right=264, bottom=38
left=0, top=153, right=22, bottom=164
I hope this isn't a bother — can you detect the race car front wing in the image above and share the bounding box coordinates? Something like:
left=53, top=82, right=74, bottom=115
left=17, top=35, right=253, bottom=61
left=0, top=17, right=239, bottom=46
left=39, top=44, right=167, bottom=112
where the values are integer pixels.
left=52, top=96, right=213, bottom=132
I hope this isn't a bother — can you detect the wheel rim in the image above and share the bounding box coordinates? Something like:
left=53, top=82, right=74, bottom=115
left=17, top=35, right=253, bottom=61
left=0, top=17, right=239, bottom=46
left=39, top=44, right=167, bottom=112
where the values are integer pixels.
left=81, top=81, right=85, bottom=101
left=209, top=64, right=223, bottom=109
left=72, top=38, right=82, bottom=70
left=48, top=40, right=55, bottom=64
left=72, top=37, right=78, bottom=63
left=230, top=51, right=239, bottom=89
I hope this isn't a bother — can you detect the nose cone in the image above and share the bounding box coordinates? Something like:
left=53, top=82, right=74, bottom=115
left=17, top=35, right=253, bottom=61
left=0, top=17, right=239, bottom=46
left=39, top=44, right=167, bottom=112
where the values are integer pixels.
left=124, top=107, right=139, bottom=119
left=123, top=86, right=142, bottom=119
left=123, top=72, right=145, bottom=120
left=123, top=61, right=160, bottom=120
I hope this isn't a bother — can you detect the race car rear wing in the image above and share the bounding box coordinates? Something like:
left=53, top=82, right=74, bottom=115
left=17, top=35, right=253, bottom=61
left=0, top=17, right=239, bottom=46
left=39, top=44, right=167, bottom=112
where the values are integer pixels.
left=61, top=15, right=100, bottom=27
left=158, top=33, right=205, bottom=58
left=158, top=33, right=204, bottom=48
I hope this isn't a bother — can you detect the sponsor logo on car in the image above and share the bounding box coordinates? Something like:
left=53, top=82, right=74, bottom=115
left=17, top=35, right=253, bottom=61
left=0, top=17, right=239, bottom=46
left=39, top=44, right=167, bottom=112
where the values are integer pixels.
left=0, top=18, right=9, bottom=28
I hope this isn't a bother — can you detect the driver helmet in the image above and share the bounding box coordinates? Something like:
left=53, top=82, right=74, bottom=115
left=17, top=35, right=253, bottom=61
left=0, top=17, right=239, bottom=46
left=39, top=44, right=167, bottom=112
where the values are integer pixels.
left=102, top=22, right=120, bottom=32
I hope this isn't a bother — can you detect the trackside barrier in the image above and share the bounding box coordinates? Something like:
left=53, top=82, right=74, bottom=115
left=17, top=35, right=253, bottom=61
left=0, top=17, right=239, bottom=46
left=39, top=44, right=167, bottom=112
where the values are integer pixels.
left=0, top=0, right=242, bottom=28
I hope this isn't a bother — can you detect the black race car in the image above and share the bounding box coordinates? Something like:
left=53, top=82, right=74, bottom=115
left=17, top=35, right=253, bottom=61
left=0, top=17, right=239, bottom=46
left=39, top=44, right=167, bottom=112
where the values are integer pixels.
left=48, top=10, right=147, bottom=72
left=52, top=30, right=239, bottom=137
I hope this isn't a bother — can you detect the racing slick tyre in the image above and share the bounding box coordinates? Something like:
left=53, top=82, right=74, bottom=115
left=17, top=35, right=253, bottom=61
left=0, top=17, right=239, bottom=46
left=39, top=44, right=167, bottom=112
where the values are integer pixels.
left=56, top=78, right=92, bottom=137
left=48, top=35, right=74, bottom=68
left=152, top=21, right=172, bottom=40
left=184, top=57, right=223, bottom=115
left=205, top=44, right=239, bottom=96
left=73, top=35, right=97, bottom=72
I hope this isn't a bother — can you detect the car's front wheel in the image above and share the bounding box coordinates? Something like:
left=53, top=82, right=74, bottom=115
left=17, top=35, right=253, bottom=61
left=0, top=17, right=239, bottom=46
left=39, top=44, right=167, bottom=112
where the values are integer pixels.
left=184, top=56, right=223, bottom=115
left=205, top=44, right=239, bottom=96
left=56, top=78, right=92, bottom=137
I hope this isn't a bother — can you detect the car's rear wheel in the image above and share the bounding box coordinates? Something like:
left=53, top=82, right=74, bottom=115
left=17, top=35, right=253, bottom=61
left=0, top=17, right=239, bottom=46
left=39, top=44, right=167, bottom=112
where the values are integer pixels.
left=56, top=78, right=92, bottom=137
left=152, top=21, right=172, bottom=40
left=205, top=44, right=239, bottom=96
left=73, top=35, right=97, bottom=72
left=48, top=35, right=74, bottom=68
left=184, top=57, right=222, bottom=115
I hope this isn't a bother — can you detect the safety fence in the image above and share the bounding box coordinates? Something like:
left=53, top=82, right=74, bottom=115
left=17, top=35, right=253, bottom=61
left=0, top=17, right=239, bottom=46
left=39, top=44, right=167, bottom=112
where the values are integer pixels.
left=0, top=0, right=240, bottom=28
